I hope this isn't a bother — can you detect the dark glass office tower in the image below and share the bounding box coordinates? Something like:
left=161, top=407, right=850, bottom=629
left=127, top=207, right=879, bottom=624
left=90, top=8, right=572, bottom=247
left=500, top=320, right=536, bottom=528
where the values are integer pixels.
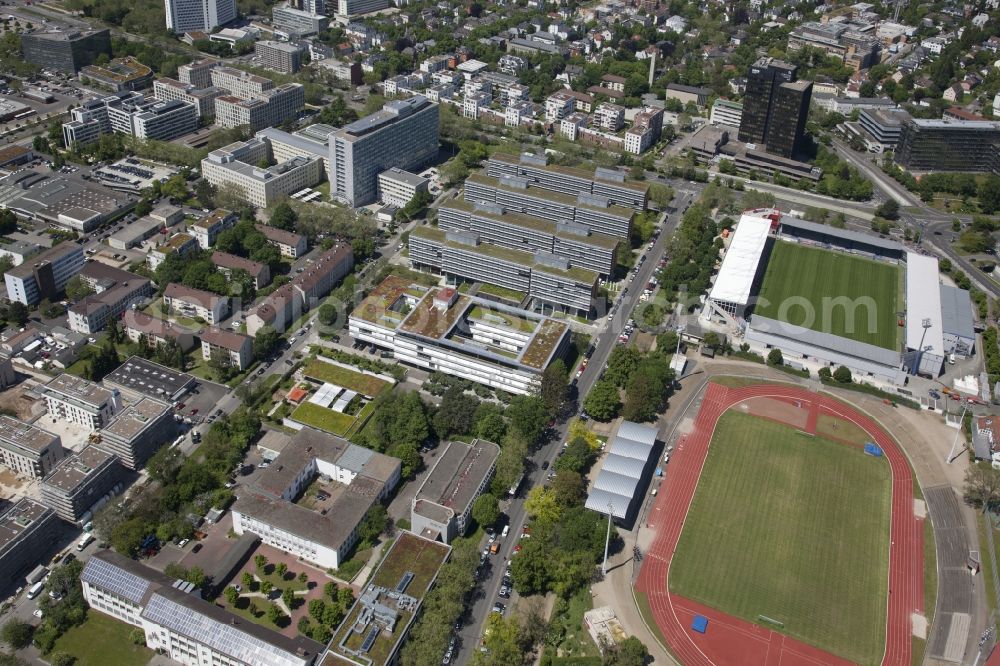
left=738, top=58, right=813, bottom=158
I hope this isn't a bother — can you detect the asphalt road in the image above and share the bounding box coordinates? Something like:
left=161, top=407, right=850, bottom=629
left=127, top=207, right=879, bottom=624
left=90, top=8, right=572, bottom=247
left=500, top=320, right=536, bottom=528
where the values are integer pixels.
left=452, top=185, right=696, bottom=665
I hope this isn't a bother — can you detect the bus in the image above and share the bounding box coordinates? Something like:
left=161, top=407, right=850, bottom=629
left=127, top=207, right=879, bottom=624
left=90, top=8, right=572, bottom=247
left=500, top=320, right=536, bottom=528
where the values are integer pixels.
left=508, top=473, right=525, bottom=499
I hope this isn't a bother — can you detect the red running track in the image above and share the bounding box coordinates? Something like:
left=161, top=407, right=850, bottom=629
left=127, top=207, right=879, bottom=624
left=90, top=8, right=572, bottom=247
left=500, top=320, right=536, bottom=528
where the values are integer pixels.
left=636, top=383, right=923, bottom=666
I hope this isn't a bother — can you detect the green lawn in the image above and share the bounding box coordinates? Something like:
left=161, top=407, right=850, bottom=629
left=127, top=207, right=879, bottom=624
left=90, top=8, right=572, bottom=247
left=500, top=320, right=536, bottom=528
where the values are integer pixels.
left=301, top=359, right=391, bottom=397
left=290, top=402, right=356, bottom=435
left=755, top=241, right=900, bottom=350
left=51, top=613, right=154, bottom=666
left=670, top=411, right=891, bottom=665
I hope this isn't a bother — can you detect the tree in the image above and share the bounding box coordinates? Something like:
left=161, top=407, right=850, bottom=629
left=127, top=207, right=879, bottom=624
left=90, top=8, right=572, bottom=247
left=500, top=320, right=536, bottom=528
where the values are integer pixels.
left=352, top=237, right=376, bottom=263
left=474, top=613, right=524, bottom=666
left=323, top=581, right=336, bottom=600
left=1, top=619, right=32, bottom=650
left=537, top=359, right=568, bottom=415
left=281, top=588, right=294, bottom=610
left=276, top=562, right=288, bottom=578
left=260, top=581, right=273, bottom=597
left=964, top=463, right=1000, bottom=512
left=358, top=504, right=389, bottom=546
left=622, top=373, right=659, bottom=423
left=555, top=437, right=595, bottom=474
left=875, top=199, right=899, bottom=220
left=702, top=331, right=720, bottom=351
left=269, top=202, right=297, bottom=231
left=242, top=572, right=254, bottom=589
left=818, top=366, right=832, bottom=380
left=110, top=517, right=149, bottom=557
left=49, top=653, right=75, bottom=666
left=648, top=182, right=673, bottom=209
left=583, top=380, right=621, bottom=421
left=433, top=386, right=479, bottom=438
left=767, top=348, right=784, bottom=366
left=5, top=301, right=27, bottom=326
left=309, top=599, right=327, bottom=623
left=604, top=637, right=650, bottom=666
left=255, top=554, right=268, bottom=571
left=605, top=347, right=640, bottom=386
left=298, top=572, right=308, bottom=584
left=551, top=470, right=584, bottom=508
left=266, top=603, right=283, bottom=625
left=524, top=486, right=561, bottom=523
left=86, top=342, right=121, bottom=382
left=832, top=365, right=852, bottom=383
left=64, top=275, right=95, bottom=301
left=318, top=303, right=339, bottom=327
left=471, top=493, right=500, bottom=528
left=505, top=395, right=549, bottom=445
left=224, top=586, right=239, bottom=605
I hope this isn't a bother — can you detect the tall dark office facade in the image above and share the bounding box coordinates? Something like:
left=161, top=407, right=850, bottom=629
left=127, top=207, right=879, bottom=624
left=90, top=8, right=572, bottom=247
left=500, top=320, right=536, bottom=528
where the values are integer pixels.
left=21, top=29, right=111, bottom=74
left=738, top=58, right=813, bottom=159
left=895, top=118, right=1000, bottom=173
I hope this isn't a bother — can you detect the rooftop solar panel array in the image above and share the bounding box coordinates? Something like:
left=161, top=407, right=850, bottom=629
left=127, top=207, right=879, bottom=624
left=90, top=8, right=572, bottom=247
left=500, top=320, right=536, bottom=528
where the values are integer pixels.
left=80, top=556, right=153, bottom=605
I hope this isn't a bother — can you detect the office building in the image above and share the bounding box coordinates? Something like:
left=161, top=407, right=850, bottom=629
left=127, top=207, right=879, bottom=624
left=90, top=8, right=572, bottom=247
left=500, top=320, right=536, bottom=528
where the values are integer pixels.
left=272, top=4, right=328, bottom=37
left=411, top=439, right=499, bottom=544
left=68, top=263, right=154, bottom=335
left=464, top=172, right=634, bottom=240
left=201, top=142, right=324, bottom=208
left=211, top=252, right=271, bottom=289
left=486, top=153, right=648, bottom=210
left=40, top=445, right=123, bottom=523
left=41, top=374, right=123, bottom=430
left=200, top=328, right=253, bottom=371
left=163, top=283, right=229, bottom=325
left=4, top=243, right=85, bottom=306
left=165, top=0, right=237, bottom=34
left=256, top=126, right=331, bottom=175
left=255, top=41, right=303, bottom=74
left=895, top=117, right=1000, bottom=173
left=738, top=58, right=812, bottom=159
left=409, top=227, right=598, bottom=317
left=63, top=92, right=198, bottom=148
left=665, top=83, right=710, bottom=107
left=0, top=240, right=40, bottom=267
left=178, top=58, right=218, bottom=88
left=0, top=416, right=64, bottom=480
left=81, top=550, right=325, bottom=666
left=153, top=78, right=225, bottom=118
left=122, top=310, right=196, bottom=352
left=328, top=96, right=439, bottom=206
left=147, top=233, right=198, bottom=270
left=80, top=57, right=153, bottom=92
left=710, top=98, right=744, bottom=127
left=0, top=499, right=59, bottom=592
left=188, top=208, right=237, bottom=249
left=214, top=83, right=305, bottom=131
left=209, top=67, right=273, bottom=100
left=788, top=21, right=879, bottom=70
left=439, top=199, right=618, bottom=275
left=377, top=168, right=429, bottom=207
left=21, top=28, right=111, bottom=74
left=232, top=427, right=401, bottom=570
left=336, top=0, right=389, bottom=15
left=99, top=397, right=175, bottom=470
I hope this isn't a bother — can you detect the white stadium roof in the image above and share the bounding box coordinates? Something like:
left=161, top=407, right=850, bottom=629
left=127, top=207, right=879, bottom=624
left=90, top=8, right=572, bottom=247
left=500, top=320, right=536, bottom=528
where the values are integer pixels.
left=708, top=214, right=773, bottom=306
left=905, top=253, right=944, bottom=357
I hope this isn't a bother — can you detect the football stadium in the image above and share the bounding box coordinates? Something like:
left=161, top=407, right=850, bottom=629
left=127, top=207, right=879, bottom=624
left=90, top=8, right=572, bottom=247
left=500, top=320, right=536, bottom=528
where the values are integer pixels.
left=702, top=209, right=976, bottom=384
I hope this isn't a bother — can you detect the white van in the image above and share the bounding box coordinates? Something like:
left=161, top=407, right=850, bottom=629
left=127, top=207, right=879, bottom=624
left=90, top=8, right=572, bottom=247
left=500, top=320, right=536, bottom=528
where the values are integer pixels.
left=26, top=581, right=44, bottom=600
left=500, top=525, right=510, bottom=539
left=77, top=533, right=94, bottom=551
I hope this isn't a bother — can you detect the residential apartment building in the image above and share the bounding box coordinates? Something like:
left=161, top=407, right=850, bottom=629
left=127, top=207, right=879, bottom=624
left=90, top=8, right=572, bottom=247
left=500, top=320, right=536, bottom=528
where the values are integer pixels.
left=80, top=550, right=325, bottom=666
left=68, top=262, right=153, bottom=335
left=895, top=117, right=1000, bottom=173
left=214, top=83, right=304, bottom=131
left=486, top=153, right=648, bottom=210
left=255, top=223, right=308, bottom=258
left=710, top=98, right=744, bottom=127
left=200, top=328, right=253, bottom=371
left=62, top=93, right=199, bottom=148
left=0, top=499, right=58, bottom=592
left=545, top=91, right=576, bottom=123
left=272, top=5, right=328, bottom=37
left=255, top=40, right=302, bottom=74
left=189, top=208, right=238, bottom=249
left=165, top=0, right=237, bottom=34
left=202, top=140, right=322, bottom=208
left=464, top=172, right=634, bottom=239
left=41, top=374, right=123, bottom=430
left=4, top=243, right=85, bottom=306
left=328, top=96, right=439, bottom=206
left=409, top=226, right=598, bottom=316
left=738, top=57, right=812, bottom=159
left=209, top=67, right=273, bottom=100
left=40, top=445, right=123, bottom=523
left=377, top=168, right=429, bottom=206
left=593, top=102, right=625, bottom=131
left=349, top=278, right=572, bottom=394
left=122, top=310, right=196, bottom=352
left=439, top=199, right=618, bottom=275
left=163, top=283, right=229, bottom=325
left=21, top=28, right=111, bottom=74
left=211, top=252, right=271, bottom=289
left=411, top=439, right=500, bottom=544
left=337, top=0, right=389, bottom=16
left=152, top=78, right=225, bottom=118
left=0, top=416, right=64, bottom=479
left=99, top=398, right=175, bottom=470
left=147, top=233, right=198, bottom=270
left=624, top=107, right=664, bottom=155
left=232, top=427, right=400, bottom=570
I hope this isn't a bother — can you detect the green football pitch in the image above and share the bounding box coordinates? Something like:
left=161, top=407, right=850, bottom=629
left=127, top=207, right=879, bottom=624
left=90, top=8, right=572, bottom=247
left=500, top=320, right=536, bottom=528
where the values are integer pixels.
left=669, top=411, right=891, bottom=665
left=754, top=241, right=901, bottom=350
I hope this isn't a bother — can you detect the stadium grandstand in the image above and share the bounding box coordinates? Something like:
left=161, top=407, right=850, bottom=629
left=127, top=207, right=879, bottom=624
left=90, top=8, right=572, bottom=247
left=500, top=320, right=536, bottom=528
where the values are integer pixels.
left=701, top=209, right=974, bottom=385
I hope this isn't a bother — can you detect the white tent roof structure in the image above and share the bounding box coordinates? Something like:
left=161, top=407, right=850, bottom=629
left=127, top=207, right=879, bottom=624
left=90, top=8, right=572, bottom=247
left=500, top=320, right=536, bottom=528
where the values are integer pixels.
left=708, top=214, right=772, bottom=306
left=585, top=421, right=658, bottom=520
left=905, top=252, right=944, bottom=356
